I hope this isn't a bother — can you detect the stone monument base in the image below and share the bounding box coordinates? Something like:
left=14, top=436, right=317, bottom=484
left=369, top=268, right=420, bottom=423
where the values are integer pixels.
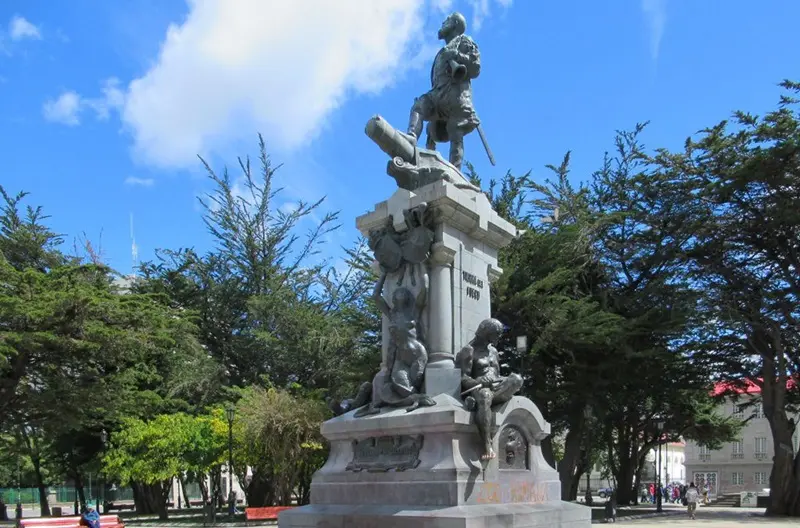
left=278, top=395, right=590, bottom=528
left=278, top=501, right=590, bottom=528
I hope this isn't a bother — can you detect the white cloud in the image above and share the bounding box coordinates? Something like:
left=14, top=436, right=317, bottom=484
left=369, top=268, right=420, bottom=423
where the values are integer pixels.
left=124, top=176, right=155, bottom=187
left=42, top=92, right=82, bottom=126
left=466, top=0, right=512, bottom=31
left=42, top=78, right=125, bottom=126
left=119, top=0, right=513, bottom=169
left=86, top=78, right=126, bottom=120
left=432, top=0, right=455, bottom=12
left=641, top=0, right=667, bottom=61
left=9, top=16, right=41, bottom=41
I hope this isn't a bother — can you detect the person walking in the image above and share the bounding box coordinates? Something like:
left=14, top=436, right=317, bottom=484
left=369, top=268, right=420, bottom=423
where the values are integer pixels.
left=685, top=483, right=700, bottom=520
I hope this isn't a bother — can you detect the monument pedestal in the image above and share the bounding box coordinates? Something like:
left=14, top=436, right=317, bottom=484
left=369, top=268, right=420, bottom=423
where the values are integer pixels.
left=279, top=396, right=590, bottom=527
left=356, top=179, right=518, bottom=385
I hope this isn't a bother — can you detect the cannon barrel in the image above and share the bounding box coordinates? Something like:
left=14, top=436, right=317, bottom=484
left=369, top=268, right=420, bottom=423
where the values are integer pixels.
left=365, top=115, right=416, bottom=164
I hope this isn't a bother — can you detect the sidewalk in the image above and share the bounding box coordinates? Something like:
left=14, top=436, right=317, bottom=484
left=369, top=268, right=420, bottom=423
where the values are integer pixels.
left=604, top=506, right=800, bottom=526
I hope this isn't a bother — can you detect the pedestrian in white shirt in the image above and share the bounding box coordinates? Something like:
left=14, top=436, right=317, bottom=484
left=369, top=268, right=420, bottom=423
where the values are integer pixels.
left=685, top=482, right=700, bottom=520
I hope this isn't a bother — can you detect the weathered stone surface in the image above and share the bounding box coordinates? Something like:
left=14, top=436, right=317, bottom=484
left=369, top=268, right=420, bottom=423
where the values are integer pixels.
left=307, top=396, right=560, bottom=509
left=280, top=396, right=594, bottom=528
left=356, top=179, right=518, bottom=372
left=278, top=501, right=591, bottom=528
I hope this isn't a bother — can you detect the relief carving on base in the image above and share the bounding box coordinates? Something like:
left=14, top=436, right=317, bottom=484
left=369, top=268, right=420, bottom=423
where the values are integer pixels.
left=498, top=425, right=529, bottom=470
left=346, top=435, right=424, bottom=472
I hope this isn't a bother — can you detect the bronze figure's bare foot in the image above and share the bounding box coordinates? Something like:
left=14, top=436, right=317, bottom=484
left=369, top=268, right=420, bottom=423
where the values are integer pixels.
left=481, top=447, right=496, bottom=461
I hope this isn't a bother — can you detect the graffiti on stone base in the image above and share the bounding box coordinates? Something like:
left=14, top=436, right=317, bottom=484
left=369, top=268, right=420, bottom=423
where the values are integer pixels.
left=475, top=481, right=548, bottom=504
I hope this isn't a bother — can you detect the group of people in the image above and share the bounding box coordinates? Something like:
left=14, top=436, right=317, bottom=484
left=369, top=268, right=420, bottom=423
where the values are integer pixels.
left=643, top=481, right=710, bottom=505
left=640, top=482, right=707, bottom=520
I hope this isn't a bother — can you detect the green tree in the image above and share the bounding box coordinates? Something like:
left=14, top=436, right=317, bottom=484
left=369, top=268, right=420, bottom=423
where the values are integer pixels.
left=472, top=139, right=739, bottom=503
left=104, top=413, right=226, bottom=519
left=233, top=386, right=327, bottom=507
left=641, top=80, right=800, bottom=515
left=136, top=137, right=380, bottom=400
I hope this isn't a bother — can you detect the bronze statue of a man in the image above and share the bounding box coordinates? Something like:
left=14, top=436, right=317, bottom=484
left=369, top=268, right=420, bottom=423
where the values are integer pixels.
left=407, top=12, right=482, bottom=171
left=457, top=318, right=523, bottom=460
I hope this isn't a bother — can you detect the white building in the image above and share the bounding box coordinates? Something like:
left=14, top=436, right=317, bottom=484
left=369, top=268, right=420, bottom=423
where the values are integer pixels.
left=579, top=440, right=685, bottom=495
left=684, top=380, right=800, bottom=500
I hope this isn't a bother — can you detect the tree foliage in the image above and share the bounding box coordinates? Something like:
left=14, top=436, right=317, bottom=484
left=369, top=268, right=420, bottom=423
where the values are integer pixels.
left=4, top=82, right=800, bottom=517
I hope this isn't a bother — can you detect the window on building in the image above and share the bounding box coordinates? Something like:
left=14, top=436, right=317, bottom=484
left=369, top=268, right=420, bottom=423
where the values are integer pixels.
left=732, top=472, right=744, bottom=485
left=754, top=472, right=767, bottom=485
left=732, top=404, right=745, bottom=418
left=731, top=440, right=744, bottom=459
left=699, top=445, right=710, bottom=461
left=755, top=437, right=768, bottom=458
left=755, top=403, right=765, bottom=418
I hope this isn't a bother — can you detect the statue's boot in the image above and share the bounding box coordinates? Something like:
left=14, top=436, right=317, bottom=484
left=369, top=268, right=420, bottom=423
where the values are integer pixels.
left=407, top=111, right=423, bottom=143
left=449, top=137, right=465, bottom=171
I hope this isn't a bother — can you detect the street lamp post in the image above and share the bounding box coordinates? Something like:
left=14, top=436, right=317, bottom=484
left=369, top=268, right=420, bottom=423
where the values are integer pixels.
left=100, top=430, right=107, bottom=514
left=656, top=421, right=664, bottom=513
left=583, top=406, right=593, bottom=506
left=225, top=406, right=236, bottom=518
left=15, top=458, right=22, bottom=520
left=516, top=335, right=528, bottom=380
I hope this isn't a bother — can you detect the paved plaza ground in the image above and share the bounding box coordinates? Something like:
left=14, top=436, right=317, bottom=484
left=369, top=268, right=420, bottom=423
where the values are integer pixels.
left=611, top=506, right=800, bottom=526
left=5, top=504, right=800, bottom=527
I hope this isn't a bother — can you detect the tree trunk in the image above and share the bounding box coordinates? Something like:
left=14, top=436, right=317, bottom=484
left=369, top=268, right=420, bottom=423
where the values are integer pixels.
left=36, top=483, right=50, bottom=517
left=612, top=434, right=640, bottom=506
left=197, top=473, right=209, bottom=505
left=180, top=478, right=191, bottom=509
left=760, top=332, right=800, bottom=516
left=132, top=482, right=164, bottom=516
left=210, top=467, right=223, bottom=509
left=541, top=436, right=556, bottom=469
left=243, top=468, right=276, bottom=507
left=31, top=455, right=50, bottom=516
left=75, top=473, right=86, bottom=512
left=558, top=424, right=585, bottom=500
left=158, top=479, right=171, bottom=520
left=633, top=465, right=643, bottom=505
left=764, top=392, right=800, bottom=516
left=20, top=429, right=50, bottom=516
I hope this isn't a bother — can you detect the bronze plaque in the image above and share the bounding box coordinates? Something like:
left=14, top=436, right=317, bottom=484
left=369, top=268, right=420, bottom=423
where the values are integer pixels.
left=499, top=425, right=529, bottom=470
left=346, top=435, right=423, bottom=472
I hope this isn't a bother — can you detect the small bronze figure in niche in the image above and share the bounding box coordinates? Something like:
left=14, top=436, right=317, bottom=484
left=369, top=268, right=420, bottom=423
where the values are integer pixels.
left=499, top=425, right=529, bottom=470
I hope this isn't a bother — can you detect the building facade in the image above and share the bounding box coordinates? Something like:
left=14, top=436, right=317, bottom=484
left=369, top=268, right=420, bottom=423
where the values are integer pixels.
left=684, top=382, right=800, bottom=499
left=643, top=441, right=686, bottom=485
left=580, top=441, right=685, bottom=495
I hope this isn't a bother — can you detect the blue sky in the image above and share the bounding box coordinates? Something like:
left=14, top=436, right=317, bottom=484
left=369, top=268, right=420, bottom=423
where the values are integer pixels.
left=1, top=0, right=798, bottom=275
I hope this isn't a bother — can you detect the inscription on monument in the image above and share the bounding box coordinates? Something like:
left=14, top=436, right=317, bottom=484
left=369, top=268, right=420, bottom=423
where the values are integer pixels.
left=462, top=271, right=485, bottom=301
left=499, top=425, right=529, bottom=470
left=475, top=481, right=548, bottom=504
left=346, top=435, right=423, bottom=472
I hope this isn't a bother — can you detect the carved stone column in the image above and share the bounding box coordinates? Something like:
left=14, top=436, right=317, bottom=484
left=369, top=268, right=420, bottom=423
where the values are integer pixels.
left=426, top=242, right=456, bottom=369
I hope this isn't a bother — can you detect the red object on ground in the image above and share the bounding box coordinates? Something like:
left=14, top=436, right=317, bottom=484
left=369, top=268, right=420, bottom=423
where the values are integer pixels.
left=245, top=506, right=294, bottom=523
left=19, top=515, right=124, bottom=528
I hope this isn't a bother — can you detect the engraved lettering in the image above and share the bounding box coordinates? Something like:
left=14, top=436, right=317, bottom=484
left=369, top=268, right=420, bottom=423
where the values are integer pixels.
left=462, top=271, right=485, bottom=302
left=347, top=435, right=424, bottom=472
left=474, top=482, right=548, bottom=504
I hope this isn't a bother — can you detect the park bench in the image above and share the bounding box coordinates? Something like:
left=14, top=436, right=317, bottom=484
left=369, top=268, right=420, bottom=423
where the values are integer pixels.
left=19, top=515, right=125, bottom=528
left=103, top=503, right=135, bottom=512
left=244, top=506, right=294, bottom=524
